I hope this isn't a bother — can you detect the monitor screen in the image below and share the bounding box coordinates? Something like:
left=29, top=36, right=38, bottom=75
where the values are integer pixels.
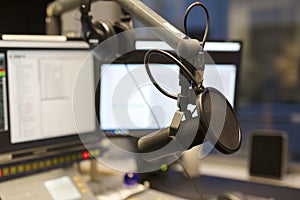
left=7, top=49, right=95, bottom=144
left=0, top=40, right=99, bottom=181
left=99, top=41, right=242, bottom=135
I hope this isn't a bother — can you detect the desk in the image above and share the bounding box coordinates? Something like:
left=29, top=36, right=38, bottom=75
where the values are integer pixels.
left=129, top=188, right=188, bottom=200
left=141, top=170, right=300, bottom=200
left=84, top=152, right=300, bottom=200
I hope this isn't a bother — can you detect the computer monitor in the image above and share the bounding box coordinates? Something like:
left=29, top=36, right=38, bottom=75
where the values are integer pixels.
left=0, top=40, right=100, bottom=181
left=99, top=41, right=242, bottom=136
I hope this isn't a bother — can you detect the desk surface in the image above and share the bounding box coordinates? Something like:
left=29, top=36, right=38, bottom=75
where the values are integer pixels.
left=129, top=188, right=188, bottom=200
left=84, top=154, right=300, bottom=200
left=198, top=156, right=300, bottom=189
left=141, top=170, right=300, bottom=200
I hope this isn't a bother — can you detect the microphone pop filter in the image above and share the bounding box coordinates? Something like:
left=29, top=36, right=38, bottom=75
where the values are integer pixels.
left=198, top=87, right=241, bottom=154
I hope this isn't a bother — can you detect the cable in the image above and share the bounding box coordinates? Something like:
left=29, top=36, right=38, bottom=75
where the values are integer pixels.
left=143, top=48, right=204, bottom=198
left=144, top=49, right=199, bottom=100
left=72, top=10, right=81, bottom=22
left=125, top=63, right=161, bottom=129
left=184, top=2, right=210, bottom=47
left=176, top=156, right=204, bottom=200
left=191, top=106, right=197, bottom=116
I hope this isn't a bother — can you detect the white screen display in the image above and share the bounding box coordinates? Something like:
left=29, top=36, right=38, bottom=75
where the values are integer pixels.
left=8, top=50, right=96, bottom=143
left=100, top=63, right=237, bottom=131
left=100, top=64, right=179, bottom=131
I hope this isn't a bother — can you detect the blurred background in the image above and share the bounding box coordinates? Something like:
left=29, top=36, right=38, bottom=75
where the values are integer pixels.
left=0, top=0, right=299, bottom=162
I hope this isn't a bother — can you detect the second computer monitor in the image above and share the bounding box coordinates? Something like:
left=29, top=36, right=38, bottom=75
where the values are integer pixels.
left=100, top=41, right=242, bottom=136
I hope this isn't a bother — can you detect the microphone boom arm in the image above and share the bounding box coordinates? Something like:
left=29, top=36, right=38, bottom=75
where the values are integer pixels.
left=114, top=0, right=205, bottom=72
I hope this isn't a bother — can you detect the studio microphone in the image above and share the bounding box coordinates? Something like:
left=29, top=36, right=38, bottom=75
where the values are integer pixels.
left=138, top=117, right=204, bottom=153
left=137, top=88, right=242, bottom=161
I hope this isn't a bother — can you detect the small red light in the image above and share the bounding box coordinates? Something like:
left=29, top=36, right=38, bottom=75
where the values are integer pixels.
left=0, top=169, right=2, bottom=177
left=82, top=151, right=89, bottom=160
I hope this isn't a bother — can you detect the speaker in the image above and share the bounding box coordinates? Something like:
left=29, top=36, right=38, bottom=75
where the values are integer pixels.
left=249, top=130, right=288, bottom=179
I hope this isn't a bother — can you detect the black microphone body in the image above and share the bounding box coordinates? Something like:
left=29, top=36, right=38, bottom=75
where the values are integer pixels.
left=138, top=117, right=205, bottom=154
left=137, top=88, right=242, bottom=158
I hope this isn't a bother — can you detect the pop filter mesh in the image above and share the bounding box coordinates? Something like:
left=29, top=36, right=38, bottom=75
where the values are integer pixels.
left=202, top=88, right=241, bottom=154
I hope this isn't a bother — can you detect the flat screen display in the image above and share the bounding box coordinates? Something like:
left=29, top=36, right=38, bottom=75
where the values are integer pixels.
left=0, top=40, right=97, bottom=153
left=100, top=41, right=242, bottom=135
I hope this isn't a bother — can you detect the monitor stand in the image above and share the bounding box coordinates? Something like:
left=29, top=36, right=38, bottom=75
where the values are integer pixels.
left=0, top=167, right=97, bottom=200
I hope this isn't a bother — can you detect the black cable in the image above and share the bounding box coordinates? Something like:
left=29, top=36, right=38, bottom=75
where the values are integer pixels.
left=191, top=106, right=197, bottom=116
left=144, top=49, right=199, bottom=100
left=176, top=156, right=204, bottom=200
left=124, top=63, right=161, bottom=129
left=184, top=1, right=210, bottom=47
left=143, top=48, right=204, bottom=199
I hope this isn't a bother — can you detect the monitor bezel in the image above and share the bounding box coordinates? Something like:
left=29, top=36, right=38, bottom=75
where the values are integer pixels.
left=0, top=40, right=100, bottom=156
